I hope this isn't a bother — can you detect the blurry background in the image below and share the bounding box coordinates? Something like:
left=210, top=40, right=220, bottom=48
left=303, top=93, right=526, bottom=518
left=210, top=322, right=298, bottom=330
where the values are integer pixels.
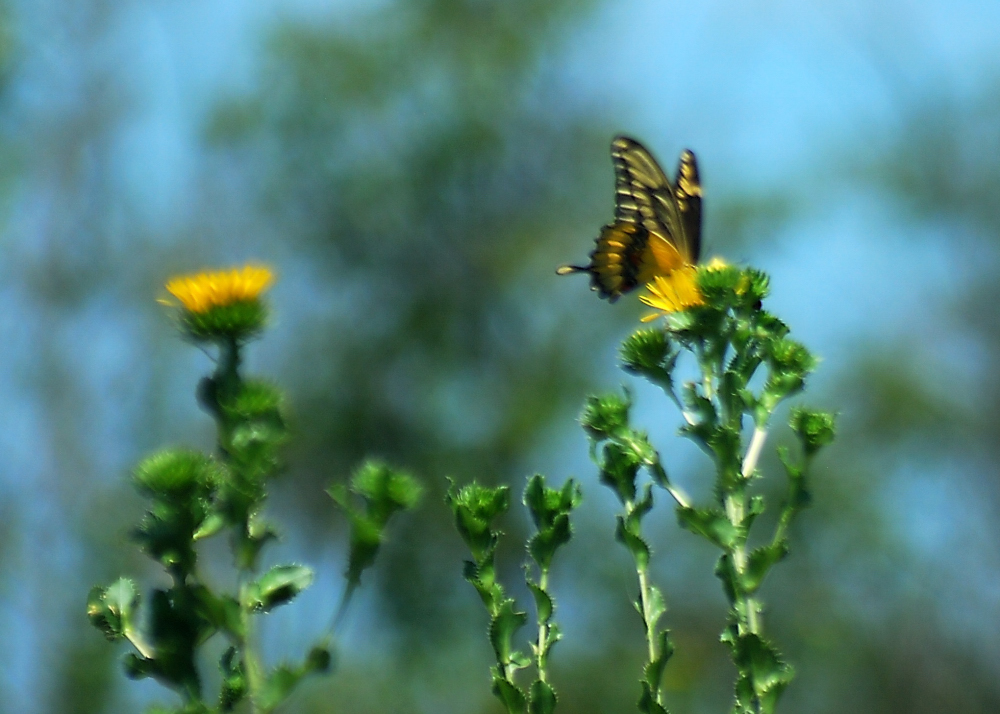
left=2, top=0, right=1000, bottom=712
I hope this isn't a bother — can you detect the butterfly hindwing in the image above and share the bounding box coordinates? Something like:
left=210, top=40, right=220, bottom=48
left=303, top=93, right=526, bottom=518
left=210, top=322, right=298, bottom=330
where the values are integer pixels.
left=558, top=135, right=703, bottom=301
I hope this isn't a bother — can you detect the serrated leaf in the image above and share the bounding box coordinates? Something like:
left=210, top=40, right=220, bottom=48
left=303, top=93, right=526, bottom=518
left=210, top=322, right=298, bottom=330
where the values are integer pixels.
left=529, top=679, right=558, bottom=714
left=509, top=650, right=532, bottom=670
left=637, top=681, right=669, bottom=714
left=243, top=564, right=314, bottom=613
left=733, top=634, right=794, bottom=700
left=676, top=506, right=741, bottom=549
left=218, top=647, right=246, bottom=712
left=526, top=580, right=553, bottom=624
left=643, top=629, right=674, bottom=694
left=644, top=585, right=666, bottom=632
left=489, top=599, right=529, bottom=663
left=492, top=670, right=528, bottom=714
left=741, top=542, right=789, bottom=593
left=615, top=515, right=650, bottom=571
left=87, top=577, right=139, bottom=642
left=528, top=513, right=572, bottom=571
left=193, top=512, right=226, bottom=541
left=545, top=621, right=562, bottom=650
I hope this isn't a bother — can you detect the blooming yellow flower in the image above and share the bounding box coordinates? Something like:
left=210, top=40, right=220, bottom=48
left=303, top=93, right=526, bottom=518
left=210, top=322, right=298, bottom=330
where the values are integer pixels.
left=639, top=266, right=704, bottom=320
left=164, top=265, right=274, bottom=314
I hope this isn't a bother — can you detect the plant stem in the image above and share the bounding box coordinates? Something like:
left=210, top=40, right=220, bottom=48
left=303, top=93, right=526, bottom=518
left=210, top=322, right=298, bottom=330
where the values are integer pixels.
left=240, top=579, right=264, bottom=714
left=742, top=427, right=768, bottom=479
left=536, top=569, right=550, bottom=683
left=636, top=566, right=662, bottom=705
left=625, top=495, right=665, bottom=708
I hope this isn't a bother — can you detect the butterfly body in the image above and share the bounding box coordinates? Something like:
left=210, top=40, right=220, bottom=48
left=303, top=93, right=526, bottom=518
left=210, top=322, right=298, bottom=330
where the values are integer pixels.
left=558, top=136, right=702, bottom=302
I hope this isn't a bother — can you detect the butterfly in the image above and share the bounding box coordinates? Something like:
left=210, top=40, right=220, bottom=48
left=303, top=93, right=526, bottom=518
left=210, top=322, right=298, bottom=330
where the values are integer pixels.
left=557, top=135, right=702, bottom=302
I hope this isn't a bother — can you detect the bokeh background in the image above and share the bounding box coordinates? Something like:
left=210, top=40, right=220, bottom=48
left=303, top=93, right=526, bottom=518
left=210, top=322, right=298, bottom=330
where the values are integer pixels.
left=3, top=0, right=1000, bottom=712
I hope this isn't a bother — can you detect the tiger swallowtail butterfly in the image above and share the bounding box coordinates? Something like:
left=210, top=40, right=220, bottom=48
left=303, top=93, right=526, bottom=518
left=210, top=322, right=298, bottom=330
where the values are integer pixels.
left=557, top=135, right=702, bottom=302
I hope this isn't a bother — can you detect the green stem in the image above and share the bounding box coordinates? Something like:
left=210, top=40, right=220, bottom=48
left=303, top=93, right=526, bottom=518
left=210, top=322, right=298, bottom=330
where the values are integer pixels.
left=239, top=581, right=265, bottom=714
left=536, top=569, right=550, bottom=684
left=636, top=566, right=662, bottom=705
left=625, top=496, right=665, bottom=708
left=741, top=427, right=768, bottom=479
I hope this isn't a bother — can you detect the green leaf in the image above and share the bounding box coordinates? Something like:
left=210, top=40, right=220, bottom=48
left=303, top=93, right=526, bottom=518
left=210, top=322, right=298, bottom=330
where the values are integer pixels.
left=243, top=564, right=314, bottom=613
left=637, top=681, right=669, bottom=714
left=643, top=629, right=674, bottom=697
left=492, top=671, right=528, bottom=714
left=599, top=441, right=641, bottom=505
left=529, top=679, right=558, bottom=714
left=526, top=580, right=553, bottom=624
left=732, top=634, right=794, bottom=703
left=218, top=647, right=246, bottom=712
left=741, top=543, right=789, bottom=593
left=350, top=459, right=423, bottom=516
left=445, top=480, right=510, bottom=562
left=490, top=598, right=529, bottom=664
left=615, top=514, right=650, bottom=571
left=676, top=506, right=741, bottom=549
left=644, top=584, right=667, bottom=633
left=528, top=514, right=573, bottom=572
left=789, top=407, right=837, bottom=456
left=192, top=512, right=226, bottom=541
left=87, top=577, right=139, bottom=642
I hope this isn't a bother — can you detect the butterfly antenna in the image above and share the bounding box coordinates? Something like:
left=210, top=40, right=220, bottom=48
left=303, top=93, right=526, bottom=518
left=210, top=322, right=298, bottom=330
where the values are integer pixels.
left=556, top=264, right=589, bottom=275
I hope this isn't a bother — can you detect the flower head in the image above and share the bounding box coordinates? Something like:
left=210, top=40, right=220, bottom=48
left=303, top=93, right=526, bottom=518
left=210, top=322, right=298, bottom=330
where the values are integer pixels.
left=162, top=264, right=274, bottom=340
left=165, top=265, right=273, bottom=314
left=639, top=265, right=704, bottom=320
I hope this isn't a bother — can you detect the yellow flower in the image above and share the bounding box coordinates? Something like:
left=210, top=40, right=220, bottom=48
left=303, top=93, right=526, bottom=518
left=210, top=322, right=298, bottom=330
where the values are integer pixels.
left=164, top=265, right=274, bottom=314
left=639, top=266, right=704, bottom=320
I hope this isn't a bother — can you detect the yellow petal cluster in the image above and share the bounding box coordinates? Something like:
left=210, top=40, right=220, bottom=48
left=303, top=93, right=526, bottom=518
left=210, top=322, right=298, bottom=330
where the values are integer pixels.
left=164, top=265, right=274, bottom=314
left=639, top=265, right=704, bottom=320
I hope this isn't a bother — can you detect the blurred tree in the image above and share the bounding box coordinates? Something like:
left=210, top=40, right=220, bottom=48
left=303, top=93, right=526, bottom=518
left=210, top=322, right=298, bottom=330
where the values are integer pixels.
left=206, top=0, right=617, bottom=665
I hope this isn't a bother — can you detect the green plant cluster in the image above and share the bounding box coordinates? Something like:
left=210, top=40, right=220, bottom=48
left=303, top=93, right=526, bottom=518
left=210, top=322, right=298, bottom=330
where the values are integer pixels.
left=446, top=474, right=581, bottom=714
left=598, top=264, right=835, bottom=714
left=580, top=391, right=675, bottom=714
left=87, top=322, right=420, bottom=713
left=450, top=264, right=833, bottom=714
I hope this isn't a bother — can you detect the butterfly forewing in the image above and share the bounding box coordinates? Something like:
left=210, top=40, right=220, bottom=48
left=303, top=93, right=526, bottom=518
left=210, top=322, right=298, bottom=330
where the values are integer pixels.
left=674, top=150, right=702, bottom=262
left=558, top=135, right=703, bottom=301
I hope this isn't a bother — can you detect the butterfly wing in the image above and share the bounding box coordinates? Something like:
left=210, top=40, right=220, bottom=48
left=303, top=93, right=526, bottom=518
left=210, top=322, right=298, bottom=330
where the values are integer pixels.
left=611, top=135, right=702, bottom=264
left=557, top=136, right=703, bottom=301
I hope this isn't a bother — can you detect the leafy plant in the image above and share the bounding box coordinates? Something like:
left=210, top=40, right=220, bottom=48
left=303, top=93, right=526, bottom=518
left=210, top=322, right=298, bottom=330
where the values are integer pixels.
left=87, top=266, right=421, bottom=713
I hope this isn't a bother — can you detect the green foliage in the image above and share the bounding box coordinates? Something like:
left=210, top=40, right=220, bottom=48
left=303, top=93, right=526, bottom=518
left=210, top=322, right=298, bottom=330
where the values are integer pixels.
left=557, top=265, right=834, bottom=712
left=449, top=474, right=580, bottom=714
left=88, top=296, right=418, bottom=713
left=329, top=460, right=423, bottom=588
left=585, top=264, right=834, bottom=714
left=582, top=390, right=675, bottom=713
left=87, top=578, right=141, bottom=644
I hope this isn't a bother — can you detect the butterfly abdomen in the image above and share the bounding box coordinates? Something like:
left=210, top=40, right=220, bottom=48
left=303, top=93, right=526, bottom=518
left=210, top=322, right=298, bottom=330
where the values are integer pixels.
left=556, top=222, right=650, bottom=302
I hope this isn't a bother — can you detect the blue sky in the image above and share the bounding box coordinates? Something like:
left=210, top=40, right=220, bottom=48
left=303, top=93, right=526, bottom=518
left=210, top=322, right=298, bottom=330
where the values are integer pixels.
left=5, top=0, right=1000, bottom=710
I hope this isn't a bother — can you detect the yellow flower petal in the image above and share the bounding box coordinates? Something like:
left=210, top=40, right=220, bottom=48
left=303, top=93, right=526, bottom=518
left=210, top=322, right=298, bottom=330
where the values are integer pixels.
left=164, top=264, right=274, bottom=314
left=638, top=266, right=704, bottom=316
